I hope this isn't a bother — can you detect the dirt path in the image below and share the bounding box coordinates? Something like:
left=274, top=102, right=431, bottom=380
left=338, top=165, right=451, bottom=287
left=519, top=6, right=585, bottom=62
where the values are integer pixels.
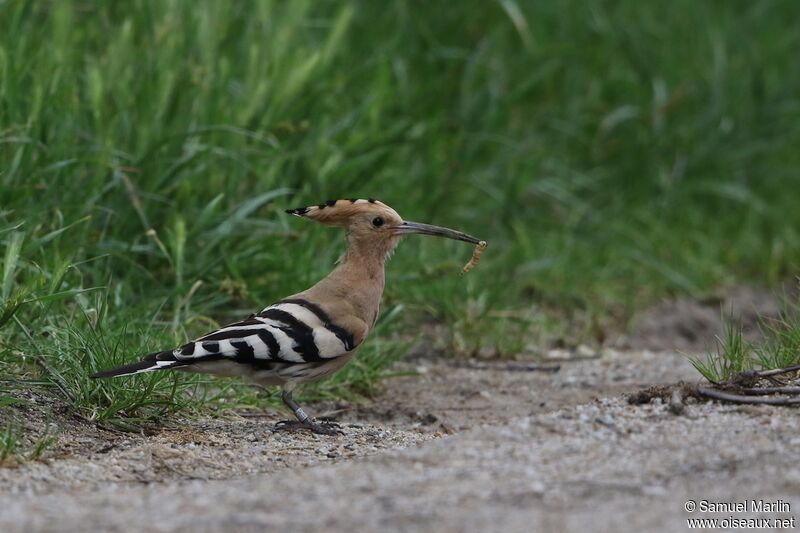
left=2, top=350, right=799, bottom=532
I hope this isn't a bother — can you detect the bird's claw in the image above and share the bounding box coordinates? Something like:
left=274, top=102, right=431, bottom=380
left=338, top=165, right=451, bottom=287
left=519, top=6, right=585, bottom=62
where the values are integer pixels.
left=274, top=419, right=344, bottom=436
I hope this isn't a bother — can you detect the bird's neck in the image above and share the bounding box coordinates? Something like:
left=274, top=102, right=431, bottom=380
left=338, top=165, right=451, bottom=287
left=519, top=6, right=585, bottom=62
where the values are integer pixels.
left=317, top=236, right=390, bottom=324
left=300, top=234, right=397, bottom=329
left=335, top=236, right=388, bottom=290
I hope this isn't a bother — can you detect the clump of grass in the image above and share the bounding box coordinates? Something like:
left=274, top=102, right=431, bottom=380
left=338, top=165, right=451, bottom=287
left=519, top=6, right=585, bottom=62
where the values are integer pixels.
left=0, top=420, right=58, bottom=465
left=690, top=320, right=753, bottom=383
left=27, top=432, right=58, bottom=462
left=691, top=301, right=800, bottom=383
left=755, top=303, right=800, bottom=371
left=0, top=423, right=22, bottom=464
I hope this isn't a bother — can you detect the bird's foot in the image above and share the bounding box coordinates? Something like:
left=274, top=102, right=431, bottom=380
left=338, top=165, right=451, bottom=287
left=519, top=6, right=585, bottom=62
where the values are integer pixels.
left=273, top=419, right=344, bottom=436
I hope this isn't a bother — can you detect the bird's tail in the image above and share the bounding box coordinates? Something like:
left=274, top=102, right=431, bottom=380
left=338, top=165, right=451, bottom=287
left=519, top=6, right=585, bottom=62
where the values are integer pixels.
left=90, top=350, right=185, bottom=379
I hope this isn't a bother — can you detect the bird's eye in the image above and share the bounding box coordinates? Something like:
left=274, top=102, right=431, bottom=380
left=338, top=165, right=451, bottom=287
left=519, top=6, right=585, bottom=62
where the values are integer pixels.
left=372, top=217, right=384, bottom=227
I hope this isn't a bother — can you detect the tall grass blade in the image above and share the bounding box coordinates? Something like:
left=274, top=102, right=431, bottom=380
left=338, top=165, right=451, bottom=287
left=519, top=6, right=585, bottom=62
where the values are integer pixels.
left=2, top=232, right=24, bottom=301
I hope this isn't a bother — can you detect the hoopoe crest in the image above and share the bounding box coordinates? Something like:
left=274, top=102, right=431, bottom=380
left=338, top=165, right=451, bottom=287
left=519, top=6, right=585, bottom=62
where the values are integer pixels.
left=93, top=198, right=486, bottom=435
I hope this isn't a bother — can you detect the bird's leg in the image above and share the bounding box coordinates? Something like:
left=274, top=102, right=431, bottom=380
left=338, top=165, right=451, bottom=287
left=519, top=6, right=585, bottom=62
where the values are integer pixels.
left=274, top=390, right=343, bottom=436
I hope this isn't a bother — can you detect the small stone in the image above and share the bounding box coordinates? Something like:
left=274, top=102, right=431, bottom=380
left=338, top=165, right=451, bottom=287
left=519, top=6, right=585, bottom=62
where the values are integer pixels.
left=594, top=414, right=615, bottom=427
left=576, top=344, right=595, bottom=357
left=419, top=414, right=438, bottom=425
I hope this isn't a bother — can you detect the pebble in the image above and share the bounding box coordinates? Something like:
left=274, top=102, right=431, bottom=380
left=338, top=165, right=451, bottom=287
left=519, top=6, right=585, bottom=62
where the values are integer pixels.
left=594, top=414, right=615, bottom=427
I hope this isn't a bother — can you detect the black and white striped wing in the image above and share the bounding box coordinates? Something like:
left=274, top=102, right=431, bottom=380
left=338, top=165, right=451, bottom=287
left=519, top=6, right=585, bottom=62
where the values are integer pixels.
left=173, top=298, right=357, bottom=366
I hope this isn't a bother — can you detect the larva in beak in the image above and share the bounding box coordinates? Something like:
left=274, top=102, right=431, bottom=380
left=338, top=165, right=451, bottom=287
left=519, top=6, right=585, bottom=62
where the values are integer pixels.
left=462, top=240, right=487, bottom=273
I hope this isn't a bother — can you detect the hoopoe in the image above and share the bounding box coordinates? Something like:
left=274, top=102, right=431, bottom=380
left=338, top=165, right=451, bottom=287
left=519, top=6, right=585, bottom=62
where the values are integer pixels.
left=92, top=198, right=485, bottom=435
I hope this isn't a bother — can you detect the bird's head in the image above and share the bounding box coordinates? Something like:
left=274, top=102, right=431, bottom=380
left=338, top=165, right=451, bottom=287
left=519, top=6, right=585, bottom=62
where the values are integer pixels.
left=286, top=198, right=482, bottom=257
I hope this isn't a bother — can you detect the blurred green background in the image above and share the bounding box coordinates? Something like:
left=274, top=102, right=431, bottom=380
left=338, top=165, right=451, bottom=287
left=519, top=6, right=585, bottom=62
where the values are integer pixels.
left=2, top=0, right=799, bottom=419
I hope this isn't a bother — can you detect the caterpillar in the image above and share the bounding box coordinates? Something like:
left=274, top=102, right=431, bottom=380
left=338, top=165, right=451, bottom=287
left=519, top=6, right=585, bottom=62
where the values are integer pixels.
left=462, top=240, right=487, bottom=273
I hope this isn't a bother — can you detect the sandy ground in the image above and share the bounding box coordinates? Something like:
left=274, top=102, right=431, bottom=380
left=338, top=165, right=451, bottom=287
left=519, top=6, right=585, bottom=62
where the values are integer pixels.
left=0, top=348, right=687, bottom=493
left=3, top=348, right=799, bottom=532
left=2, top=288, right=799, bottom=532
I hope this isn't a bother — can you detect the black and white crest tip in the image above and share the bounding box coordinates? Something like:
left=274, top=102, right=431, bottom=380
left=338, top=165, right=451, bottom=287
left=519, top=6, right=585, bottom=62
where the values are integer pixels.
left=285, top=198, right=387, bottom=217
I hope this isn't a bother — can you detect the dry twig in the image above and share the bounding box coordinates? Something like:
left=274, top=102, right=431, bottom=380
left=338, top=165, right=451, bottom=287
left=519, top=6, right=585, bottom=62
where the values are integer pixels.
left=697, top=386, right=800, bottom=406
left=695, top=362, right=800, bottom=406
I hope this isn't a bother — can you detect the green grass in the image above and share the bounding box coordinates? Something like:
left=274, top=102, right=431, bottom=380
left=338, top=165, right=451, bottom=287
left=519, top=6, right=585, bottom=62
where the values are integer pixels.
left=0, top=415, right=58, bottom=464
left=2, top=1, right=800, bottom=423
left=691, top=293, right=800, bottom=382
left=690, top=320, right=754, bottom=383
left=0, top=422, right=22, bottom=464
left=0, top=418, right=56, bottom=464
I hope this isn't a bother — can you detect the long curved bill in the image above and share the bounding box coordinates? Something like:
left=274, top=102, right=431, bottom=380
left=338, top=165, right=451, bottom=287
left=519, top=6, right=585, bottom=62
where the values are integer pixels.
left=393, top=220, right=483, bottom=245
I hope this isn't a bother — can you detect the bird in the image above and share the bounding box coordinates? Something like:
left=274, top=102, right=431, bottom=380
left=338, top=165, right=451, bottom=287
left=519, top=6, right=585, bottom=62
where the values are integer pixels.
left=92, top=198, right=485, bottom=435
